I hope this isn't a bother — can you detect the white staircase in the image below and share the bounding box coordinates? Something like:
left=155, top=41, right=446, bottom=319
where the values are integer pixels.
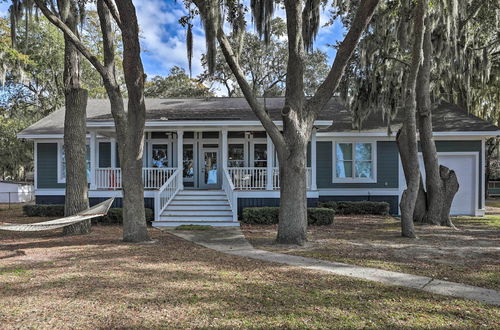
left=153, top=190, right=239, bottom=227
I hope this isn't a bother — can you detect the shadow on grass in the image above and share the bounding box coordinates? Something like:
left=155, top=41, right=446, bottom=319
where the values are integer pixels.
left=1, top=226, right=499, bottom=328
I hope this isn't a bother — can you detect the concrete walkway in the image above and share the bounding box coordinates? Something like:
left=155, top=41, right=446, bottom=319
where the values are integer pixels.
left=166, top=227, right=500, bottom=306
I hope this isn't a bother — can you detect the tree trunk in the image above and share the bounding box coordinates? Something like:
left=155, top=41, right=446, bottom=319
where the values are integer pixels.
left=60, top=1, right=90, bottom=235
left=63, top=88, right=90, bottom=235
left=439, top=165, right=459, bottom=226
left=397, top=128, right=418, bottom=237
left=416, top=18, right=443, bottom=225
left=397, top=0, right=428, bottom=238
left=114, top=0, right=150, bottom=242
left=414, top=177, right=427, bottom=223
left=276, top=139, right=308, bottom=245
left=416, top=16, right=459, bottom=227
left=119, top=137, right=149, bottom=242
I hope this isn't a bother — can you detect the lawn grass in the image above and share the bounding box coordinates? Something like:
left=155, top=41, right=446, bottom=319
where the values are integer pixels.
left=243, top=215, right=500, bottom=291
left=0, top=207, right=499, bottom=328
left=486, top=199, right=500, bottom=208
left=458, top=214, right=500, bottom=228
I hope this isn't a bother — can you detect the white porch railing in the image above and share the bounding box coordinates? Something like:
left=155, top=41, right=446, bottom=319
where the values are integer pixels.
left=272, top=167, right=312, bottom=190
left=228, top=167, right=267, bottom=190
left=95, top=167, right=176, bottom=190
left=95, top=168, right=122, bottom=190
left=222, top=169, right=238, bottom=221
left=227, top=167, right=312, bottom=190
left=155, top=169, right=182, bottom=216
left=142, top=167, right=176, bottom=189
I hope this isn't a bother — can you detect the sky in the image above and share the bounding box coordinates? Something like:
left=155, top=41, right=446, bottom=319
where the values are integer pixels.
left=0, top=1, right=345, bottom=95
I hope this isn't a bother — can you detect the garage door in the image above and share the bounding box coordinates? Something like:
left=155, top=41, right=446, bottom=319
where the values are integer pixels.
left=401, top=153, right=478, bottom=215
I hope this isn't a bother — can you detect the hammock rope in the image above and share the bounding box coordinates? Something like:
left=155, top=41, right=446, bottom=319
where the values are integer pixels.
left=0, top=198, right=115, bottom=232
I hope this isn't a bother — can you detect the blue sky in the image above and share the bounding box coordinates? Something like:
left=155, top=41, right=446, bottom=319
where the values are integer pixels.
left=0, top=1, right=344, bottom=95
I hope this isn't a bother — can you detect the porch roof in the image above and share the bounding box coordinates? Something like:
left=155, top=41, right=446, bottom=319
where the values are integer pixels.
left=17, top=97, right=499, bottom=138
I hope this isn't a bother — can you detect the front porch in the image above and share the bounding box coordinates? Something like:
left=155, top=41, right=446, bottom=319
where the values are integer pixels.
left=86, top=128, right=319, bottom=225
left=88, top=129, right=317, bottom=192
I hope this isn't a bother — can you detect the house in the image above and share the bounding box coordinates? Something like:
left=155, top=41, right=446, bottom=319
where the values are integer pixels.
left=0, top=181, right=34, bottom=203
left=17, top=98, right=500, bottom=226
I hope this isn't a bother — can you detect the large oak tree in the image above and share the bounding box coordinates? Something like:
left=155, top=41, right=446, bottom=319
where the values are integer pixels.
left=185, top=0, right=379, bottom=245
left=34, top=0, right=151, bottom=242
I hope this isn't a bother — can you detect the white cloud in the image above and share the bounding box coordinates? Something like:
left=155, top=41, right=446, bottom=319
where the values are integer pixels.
left=134, top=0, right=344, bottom=87
left=0, top=3, right=9, bottom=17
left=136, top=0, right=207, bottom=78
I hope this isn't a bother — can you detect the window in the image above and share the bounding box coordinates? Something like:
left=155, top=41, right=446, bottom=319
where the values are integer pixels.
left=183, top=144, right=194, bottom=180
left=253, top=143, right=267, bottom=168
left=59, top=143, right=91, bottom=183
left=334, top=142, right=375, bottom=182
left=151, top=144, right=169, bottom=168
left=228, top=144, right=245, bottom=167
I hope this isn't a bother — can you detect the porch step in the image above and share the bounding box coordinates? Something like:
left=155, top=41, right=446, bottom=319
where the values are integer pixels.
left=169, top=200, right=230, bottom=206
left=153, top=189, right=238, bottom=228
left=174, top=194, right=228, bottom=201
left=163, top=210, right=233, bottom=216
left=177, top=190, right=226, bottom=196
left=154, top=221, right=240, bottom=227
left=159, top=215, right=234, bottom=221
left=168, top=204, right=231, bottom=211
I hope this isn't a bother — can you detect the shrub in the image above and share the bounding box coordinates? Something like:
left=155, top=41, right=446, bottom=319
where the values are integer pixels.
left=242, top=207, right=334, bottom=226
left=319, top=200, right=390, bottom=215
left=23, top=204, right=64, bottom=217
left=318, top=201, right=337, bottom=210
left=307, top=208, right=335, bottom=225
left=242, top=207, right=280, bottom=225
left=23, top=204, right=154, bottom=225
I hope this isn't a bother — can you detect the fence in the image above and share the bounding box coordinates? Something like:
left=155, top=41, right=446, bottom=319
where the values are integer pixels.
left=0, top=190, right=35, bottom=208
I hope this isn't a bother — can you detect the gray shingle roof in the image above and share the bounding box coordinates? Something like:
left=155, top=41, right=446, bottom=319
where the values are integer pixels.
left=18, top=97, right=499, bottom=137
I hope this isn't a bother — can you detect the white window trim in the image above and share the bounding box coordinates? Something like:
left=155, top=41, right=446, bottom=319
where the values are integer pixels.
left=57, top=141, right=66, bottom=183
left=332, top=141, right=377, bottom=183
left=250, top=138, right=268, bottom=168
left=148, top=138, right=173, bottom=168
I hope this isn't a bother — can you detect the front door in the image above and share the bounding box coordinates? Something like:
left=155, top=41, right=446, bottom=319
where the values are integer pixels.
left=200, top=148, right=220, bottom=189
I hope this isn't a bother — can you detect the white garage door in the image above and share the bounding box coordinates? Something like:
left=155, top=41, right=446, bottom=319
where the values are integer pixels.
left=401, top=153, right=478, bottom=215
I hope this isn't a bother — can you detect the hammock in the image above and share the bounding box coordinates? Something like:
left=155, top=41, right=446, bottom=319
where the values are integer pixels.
left=0, top=198, right=115, bottom=232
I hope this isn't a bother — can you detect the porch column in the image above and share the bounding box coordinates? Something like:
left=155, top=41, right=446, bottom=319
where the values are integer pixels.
left=89, top=131, right=97, bottom=190
left=177, top=130, right=184, bottom=190
left=110, top=137, right=117, bottom=168
left=222, top=129, right=228, bottom=170
left=311, top=127, right=317, bottom=191
left=266, top=133, right=273, bottom=190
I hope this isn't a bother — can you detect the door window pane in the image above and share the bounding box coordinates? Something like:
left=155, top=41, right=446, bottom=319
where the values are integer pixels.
left=152, top=144, right=168, bottom=167
left=204, top=151, right=218, bottom=184
left=254, top=144, right=267, bottom=168
left=183, top=144, right=194, bottom=179
left=228, top=144, right=245, bottom=167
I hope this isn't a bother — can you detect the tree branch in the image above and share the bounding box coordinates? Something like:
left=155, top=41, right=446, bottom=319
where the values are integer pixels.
left=102, top=0, right=122, bottom=29
left=33, top=0, right=110, bottom=82
left=217, top=27, right=286, bottom=149
left=307, top=0, right=379, bottom=117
